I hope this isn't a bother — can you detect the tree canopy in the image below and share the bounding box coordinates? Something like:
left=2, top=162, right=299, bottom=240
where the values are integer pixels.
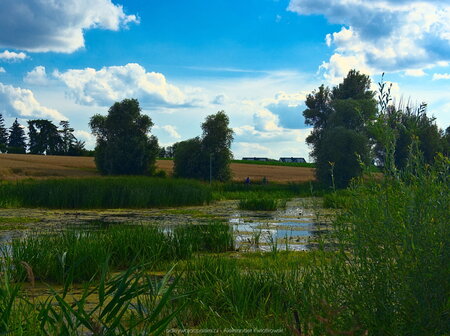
left=303, top=70, right=376, bottom=188
left=0, top=114, right=8, bottom=153
left=89, top=98, right=159, bottom=175
left=174, top=110, right=234, bottom=181
left=7, top=119, right=27, bottom=154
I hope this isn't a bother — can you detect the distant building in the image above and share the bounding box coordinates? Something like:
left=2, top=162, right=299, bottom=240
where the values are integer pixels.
left=279, top=157, right=306, bottom=163
left=242, top=157, right=270, bottom=162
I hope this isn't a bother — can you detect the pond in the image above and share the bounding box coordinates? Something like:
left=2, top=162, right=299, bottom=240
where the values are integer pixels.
left=0, top=198, right=334, bottom=251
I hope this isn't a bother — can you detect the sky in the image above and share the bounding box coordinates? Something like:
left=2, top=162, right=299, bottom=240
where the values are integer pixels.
left=0, top=0, right=449, bottom=161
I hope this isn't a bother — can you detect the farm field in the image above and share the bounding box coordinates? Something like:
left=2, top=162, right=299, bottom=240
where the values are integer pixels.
left=0, top=153, right=316, bottom=182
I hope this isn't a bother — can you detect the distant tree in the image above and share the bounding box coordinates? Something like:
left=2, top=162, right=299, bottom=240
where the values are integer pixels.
left=201, top=110, right=234, bottom=181
left=173, top=137, right=205, bottom=179
left=159, top=146, right=167, bottom=158
left=7, top=118, right=27, bottom=154
left=28, top=119, right=63, bottom=155
left=173, top=111, right=234, bottom=181
left=165, top=144, right=178, bottom=159
left=89, top=98, right=159, bottom=175
left=56, top=121, right=86, bottom=156
left=303, top=70, right=377, bottom=188
left=0, top=114, right=8, bottom=153
left=372, top=101, right=445, bottom=169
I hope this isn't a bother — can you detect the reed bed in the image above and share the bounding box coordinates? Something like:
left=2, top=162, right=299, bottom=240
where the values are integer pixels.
left=0, top=176, right=212, bottom=209
left=238, top=196, right=286, bottom=211
left=2, top=221, right=234, bottom=284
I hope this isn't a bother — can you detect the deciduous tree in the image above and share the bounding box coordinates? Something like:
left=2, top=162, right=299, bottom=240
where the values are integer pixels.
left=89, top=98, right=159, bottom=175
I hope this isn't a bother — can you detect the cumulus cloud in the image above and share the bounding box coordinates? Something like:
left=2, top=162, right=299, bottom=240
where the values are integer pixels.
left=0, top=82, right=66, bottom=120
left=55, top=63, right=200, bottom=108
left=212, top=94, right=227, bottom=105
left=24, top=66, right=49, bottom=85
left=161, top=125, right=181, bottom=139
left=288, top=0, right=450, bottom=80
left=433, top=73, right=450, bottom=80
left=0, top=0, right=138, bottom=53
left=73, top=130, right=96, bottom=149
left=0, top=50, right=27, bottom=62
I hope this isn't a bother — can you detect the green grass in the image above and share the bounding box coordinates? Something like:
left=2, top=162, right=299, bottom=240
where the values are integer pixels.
left=2, top=221, right=234, bottom=284
left=0, top=177, right=212, bottom=209
left=238, top=196, right=286, bottom=211
left=0, top=157, right=447, bottom=335
left=213, top=181, right=328, bottom=200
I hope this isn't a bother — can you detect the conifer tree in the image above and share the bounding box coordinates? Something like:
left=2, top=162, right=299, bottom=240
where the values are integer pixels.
left=0, top=114, right=8, bottom=153
left=8, top=118, right=27, bottom=154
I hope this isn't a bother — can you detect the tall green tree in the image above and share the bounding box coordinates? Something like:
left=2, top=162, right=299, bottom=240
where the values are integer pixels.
left=27, top=119, right=63, bottom=155
left=303, top=70, right=377, bottom=188
left=201, top=110, right=234, bottom=181
left=173, top=137, right=205, bottom=179
left=0, top=114, right=8, bottom=153
left=89, top=98, right=159, bottom=175
left=7, top=118, right=27, bottom=154
left=174, top=111, right=234, bottom=181
left=58, top=120, right=86, bottom=156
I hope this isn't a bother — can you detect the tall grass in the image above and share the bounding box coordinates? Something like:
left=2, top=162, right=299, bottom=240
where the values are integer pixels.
left=2, top=221, right=234, bottom=284
left=0, top=265, right=185, bottom=335
left=0, top=176, right=212, bottom=208
left=213, top=181, right=327, bottom=200
left=238, top=196, right=286, bottom=211
left=292, top=156, right=450, bottom=335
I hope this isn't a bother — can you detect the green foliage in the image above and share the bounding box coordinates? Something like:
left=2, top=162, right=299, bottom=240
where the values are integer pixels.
left=90, top=98, right=159, bottom=175
left=299, top=157, right=449, bottom=335
left=304, top=70, right=377, bottom=188
left=173, top=111, right=234, bottom=181
left=2, top=222, right=233, bottom=283
left=0, top=177, right=212, bottom=209
left=0, top=265, right=185, bottom=335
left=238, top=196, right=285, bottom=211
left=0, top=114, right=8, bottom=153
left=316, top=127, right=370, bottom=188
left=173, top=137, right=205, bottom=179
left=27, top=119, right=63, bottom=155
left=7, top=118, right=26, bottom=154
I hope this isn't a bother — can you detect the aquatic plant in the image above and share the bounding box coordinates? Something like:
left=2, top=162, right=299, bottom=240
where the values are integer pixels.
left=0, top=176, right=212, bottom=209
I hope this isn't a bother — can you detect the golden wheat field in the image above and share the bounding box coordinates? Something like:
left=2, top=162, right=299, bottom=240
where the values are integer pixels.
left=0, top=154, right=316, bottom=182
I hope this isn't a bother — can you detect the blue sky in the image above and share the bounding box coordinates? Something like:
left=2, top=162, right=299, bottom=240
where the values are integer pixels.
left=0, top=0, right=449, bottom=160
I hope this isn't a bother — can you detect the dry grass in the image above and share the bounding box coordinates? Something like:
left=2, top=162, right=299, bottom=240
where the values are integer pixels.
left=0, top=154, right=316, bottom=182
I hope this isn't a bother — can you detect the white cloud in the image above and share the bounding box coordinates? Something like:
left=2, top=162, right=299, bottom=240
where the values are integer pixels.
left=0, top=50, right=27, bottom=62
left=0, top=82, right=66, bottom=120
left=0, top=0, right=138, bottom=53
left=55, top=63, right=201, bottom=108
left=289, top=0, right=450, bottom=80
left=404, top=69, right=426, bottom=77
left=73, top=130, right=96, bottom=148
left=0, top=67, right=5, bottom=73
left=432, top=73, right=450, bottom=80
left=161, top=125, right=181, bottom=139
left=24, top=66, right=49, bottom=85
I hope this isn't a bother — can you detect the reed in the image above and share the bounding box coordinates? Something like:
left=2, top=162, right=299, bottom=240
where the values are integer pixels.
left=238, top=196, right=286, bottom=211
left=0, top=176, right=212, bottom=209
left=2, top=221, right=234, bottom=284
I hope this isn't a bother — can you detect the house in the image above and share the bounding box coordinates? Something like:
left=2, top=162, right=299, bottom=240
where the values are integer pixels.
left=242, top=157, right=270, bottom=162
left=279, top=157, right=306, bottom=163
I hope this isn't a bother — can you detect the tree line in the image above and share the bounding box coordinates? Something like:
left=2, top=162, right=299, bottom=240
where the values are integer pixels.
left=303, top=70, right=449, bottom=188
left=2, top=70, right=448, bottom=186
left=0, top=115, right=87, bottom=156
left=88, top=99, right=234, bottom=181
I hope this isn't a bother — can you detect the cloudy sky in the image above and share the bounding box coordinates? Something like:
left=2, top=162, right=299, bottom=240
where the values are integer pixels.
left=0, top=0, right=449, bottom=160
